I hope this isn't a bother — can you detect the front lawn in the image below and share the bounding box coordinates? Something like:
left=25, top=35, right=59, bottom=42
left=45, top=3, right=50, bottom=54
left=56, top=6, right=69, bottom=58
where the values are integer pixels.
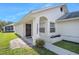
left=53, top=40, right=79, bottom=54
left=0, top=32, right=17, bottom=48
left=0, top=32, right=56, bottom=55
left=0, top=47, right=56, bottom=55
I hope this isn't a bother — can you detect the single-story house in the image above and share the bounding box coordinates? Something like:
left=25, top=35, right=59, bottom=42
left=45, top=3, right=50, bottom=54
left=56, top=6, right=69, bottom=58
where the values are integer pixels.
left=14, top=4, right=79, bottom=45
left=3, top=24, right=14, bottom=32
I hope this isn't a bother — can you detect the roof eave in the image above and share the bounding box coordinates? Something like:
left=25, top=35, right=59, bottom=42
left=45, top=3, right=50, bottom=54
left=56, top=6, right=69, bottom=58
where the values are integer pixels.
left=56, top=17, right=79, bottom=22
left=15, top=4, right=66, bottom=25
left=14, top=12, right=33, bottom=26
left=31, top=4, right=66, bottom=14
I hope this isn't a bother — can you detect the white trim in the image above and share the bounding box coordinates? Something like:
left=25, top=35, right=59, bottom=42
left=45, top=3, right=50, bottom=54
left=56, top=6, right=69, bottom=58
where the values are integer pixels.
left=31, top=4, right=65, bottom=14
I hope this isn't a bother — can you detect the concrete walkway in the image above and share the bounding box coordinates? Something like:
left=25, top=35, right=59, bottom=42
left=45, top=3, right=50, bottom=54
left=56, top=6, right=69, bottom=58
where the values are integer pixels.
left=22, top=37, right=33, bottom=47
left=10, top=38, right=30, bottom=49
left=44, top=43, right=78, bottom=55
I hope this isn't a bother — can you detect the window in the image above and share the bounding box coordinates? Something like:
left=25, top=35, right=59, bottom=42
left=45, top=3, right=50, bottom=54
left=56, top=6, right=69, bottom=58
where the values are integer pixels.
left=40, top=23, right=45, bottom=33
left=39, top=16, right=47, bottom=33
left=60, top=7, right=63, bottom=12
left=40, top=28, right=45, bottom=33
left=10, top=26, right=13, bottom=30
left=10, top=26, right=13, bottom=31
left=5, top=26, right=13, bottom=32
left=50, top=22, right=55, bottom=32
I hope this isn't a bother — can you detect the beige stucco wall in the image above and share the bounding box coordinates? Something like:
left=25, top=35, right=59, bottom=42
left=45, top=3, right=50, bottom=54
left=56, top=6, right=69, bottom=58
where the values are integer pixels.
left=32, top=5, right=67, bottom=22
left=56, top=19, right=79, bottom=43
left=32, top=5, right=67, bottom=37
left=15, top=24, right=25, bottom=37
left=14, top=5, right=68, bottom=45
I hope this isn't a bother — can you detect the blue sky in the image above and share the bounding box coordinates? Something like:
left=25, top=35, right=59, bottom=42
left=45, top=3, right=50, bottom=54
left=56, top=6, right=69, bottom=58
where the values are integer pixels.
left=0, top=3, right=79, bottom=22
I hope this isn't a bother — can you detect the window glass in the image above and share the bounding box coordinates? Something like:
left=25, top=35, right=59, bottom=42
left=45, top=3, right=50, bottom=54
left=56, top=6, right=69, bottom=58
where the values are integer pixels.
left=40, top=28, right=45, bottom=33
left=50, top=22, right=55, bottom=32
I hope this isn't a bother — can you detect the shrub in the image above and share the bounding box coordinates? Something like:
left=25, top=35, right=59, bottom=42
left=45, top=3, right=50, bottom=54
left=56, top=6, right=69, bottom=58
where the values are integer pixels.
left=36, top=39, right=45, bottom=48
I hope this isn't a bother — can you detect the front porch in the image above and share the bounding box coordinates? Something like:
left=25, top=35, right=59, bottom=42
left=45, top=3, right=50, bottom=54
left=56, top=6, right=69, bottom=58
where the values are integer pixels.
left=23, top=16, right=51, bottom=45
left=23, top=16, right=57, bottom=46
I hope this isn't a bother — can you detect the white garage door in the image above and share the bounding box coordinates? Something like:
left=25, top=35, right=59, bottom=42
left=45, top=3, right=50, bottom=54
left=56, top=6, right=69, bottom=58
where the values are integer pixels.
left=56, top=19, right=79, bottom=43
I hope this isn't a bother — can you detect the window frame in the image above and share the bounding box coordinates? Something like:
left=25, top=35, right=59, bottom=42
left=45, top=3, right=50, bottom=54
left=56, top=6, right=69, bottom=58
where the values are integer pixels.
left=50, top=22, right=55, bottom=33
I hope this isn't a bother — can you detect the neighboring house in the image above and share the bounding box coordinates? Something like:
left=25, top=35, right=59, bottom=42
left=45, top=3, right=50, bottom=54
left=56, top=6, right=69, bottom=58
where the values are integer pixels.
left=14, top=4, right=79, bottom=45
left=0, top=27, right=3, bottom=32
left=3, top=24, right=14, bottom=32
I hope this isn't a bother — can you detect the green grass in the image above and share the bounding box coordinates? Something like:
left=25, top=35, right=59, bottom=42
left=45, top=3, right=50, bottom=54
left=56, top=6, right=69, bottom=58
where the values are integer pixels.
left=0, top=32, right=17, bottom=48
left=0, top=32, right=56, bottom=55
left=0, top=47, right=56, bottom=55
left=53, top=40, right=79, bottom=54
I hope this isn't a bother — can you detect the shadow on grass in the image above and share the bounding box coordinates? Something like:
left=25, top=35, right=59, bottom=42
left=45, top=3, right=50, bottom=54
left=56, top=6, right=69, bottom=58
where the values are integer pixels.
left=0, top=46, right=57, bottom=55
left=32, top=47, right=57, bottom=55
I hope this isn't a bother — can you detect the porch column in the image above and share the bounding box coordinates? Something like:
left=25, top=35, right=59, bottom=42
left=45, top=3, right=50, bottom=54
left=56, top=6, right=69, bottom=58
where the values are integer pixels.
left=32, top=17, right=40, bottom=45
left=47, top=20, right=50, bottom=37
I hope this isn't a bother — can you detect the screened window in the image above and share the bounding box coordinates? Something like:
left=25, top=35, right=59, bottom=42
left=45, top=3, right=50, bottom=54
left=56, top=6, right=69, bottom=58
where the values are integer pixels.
left=39, top=16, right=47, bottom=33
left=50, top=22, right=55, bottom=32
left=40, top=28, right=45, bottom=33
left=5, top=26, right=13, bottom=31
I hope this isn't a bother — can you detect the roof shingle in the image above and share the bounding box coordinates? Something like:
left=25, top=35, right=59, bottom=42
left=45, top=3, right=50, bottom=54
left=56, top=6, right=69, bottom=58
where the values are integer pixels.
left=58, top=11, right=79, bottom=20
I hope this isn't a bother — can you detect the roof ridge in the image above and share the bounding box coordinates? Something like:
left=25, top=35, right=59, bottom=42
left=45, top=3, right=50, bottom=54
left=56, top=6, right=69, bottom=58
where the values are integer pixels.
left=31, top=4, right=66, bottom=13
